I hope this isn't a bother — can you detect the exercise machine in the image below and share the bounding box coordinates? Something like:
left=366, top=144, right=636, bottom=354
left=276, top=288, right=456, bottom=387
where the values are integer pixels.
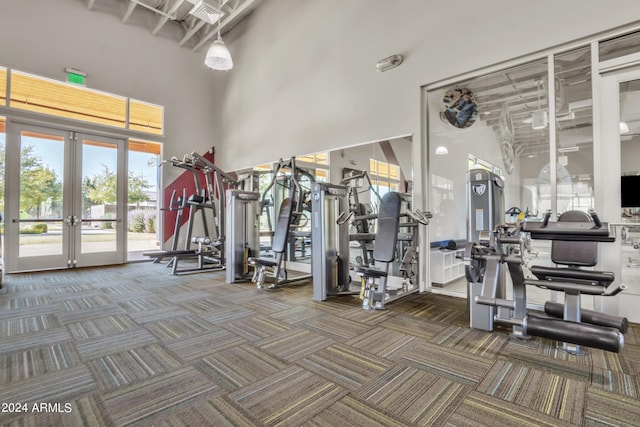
left=466, top=168, right=506, bottom=311
left=467, top=168, right=504, bottom=243
left=258, top=157, right=315, bottom=262
left=225, top=189, right=260, bottom=283
left=340, top=169, right=381, bottom=267
left=248, top=197, right=312, bottom=289
left=311, top=182, right=356, bottom=301
left=353, top=192, right=431, bottom=310
left=467, top=209, right=628, bottom=353
left=144, top=151, right=240, bottom=274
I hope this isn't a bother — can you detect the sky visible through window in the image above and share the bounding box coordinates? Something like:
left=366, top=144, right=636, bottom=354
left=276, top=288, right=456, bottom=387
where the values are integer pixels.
left=22, top=136, right=157, bottom=194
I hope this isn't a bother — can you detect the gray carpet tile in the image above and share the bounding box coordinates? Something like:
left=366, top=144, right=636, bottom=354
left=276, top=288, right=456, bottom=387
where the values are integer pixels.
left=0, top=262, right=637, bottom=426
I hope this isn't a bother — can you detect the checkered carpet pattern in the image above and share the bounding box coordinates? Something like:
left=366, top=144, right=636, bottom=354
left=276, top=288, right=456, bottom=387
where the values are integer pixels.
left=0, top=262, right=638, bottom=426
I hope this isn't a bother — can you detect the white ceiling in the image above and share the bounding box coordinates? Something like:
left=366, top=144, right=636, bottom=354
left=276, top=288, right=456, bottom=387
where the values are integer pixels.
left=84, top=0, right=262, bottom=52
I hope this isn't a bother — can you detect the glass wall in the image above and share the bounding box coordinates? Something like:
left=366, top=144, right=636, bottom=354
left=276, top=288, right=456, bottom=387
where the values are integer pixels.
left=426, top=50, right=596, bottom=307
left=554, top=46, right=594, bottom=214
left=619, top=79, right=640, bottom=307
left=427, top=59, right=550, bottom=297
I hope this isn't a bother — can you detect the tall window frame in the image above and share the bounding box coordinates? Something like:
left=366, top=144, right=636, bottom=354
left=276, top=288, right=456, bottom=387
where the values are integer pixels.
left=2, top=67, right=164, bottom=137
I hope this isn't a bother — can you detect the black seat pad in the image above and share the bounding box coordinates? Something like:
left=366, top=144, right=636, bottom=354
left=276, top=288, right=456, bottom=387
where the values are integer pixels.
left=354, top=266, right=388, bottom=278
left=248, top=257, right=278, bottom=267
left=350, top=233, right=375, bottom=242
left=530, top=265, right=614, bottom=287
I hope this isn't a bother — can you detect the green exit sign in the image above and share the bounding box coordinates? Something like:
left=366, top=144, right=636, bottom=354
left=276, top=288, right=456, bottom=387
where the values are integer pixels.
left=68, top=72, right=85, bottom=85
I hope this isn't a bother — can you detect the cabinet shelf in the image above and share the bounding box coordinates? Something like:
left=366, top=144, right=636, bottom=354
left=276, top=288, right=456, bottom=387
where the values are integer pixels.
left=431, top=248, right=465, bottom=286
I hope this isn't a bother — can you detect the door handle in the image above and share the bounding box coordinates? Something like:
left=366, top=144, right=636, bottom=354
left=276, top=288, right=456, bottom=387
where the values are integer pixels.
left=64, top=216, right=79, bottom=226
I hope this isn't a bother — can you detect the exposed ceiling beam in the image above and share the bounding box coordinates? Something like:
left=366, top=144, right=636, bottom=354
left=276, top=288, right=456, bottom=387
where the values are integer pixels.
left=179, top=19, right=207, bottom=46
left=85, top=0, right=261, bottom=55
left=152, top=0, right=186, bottom=35
left=122, top=0, right=138, bottom=23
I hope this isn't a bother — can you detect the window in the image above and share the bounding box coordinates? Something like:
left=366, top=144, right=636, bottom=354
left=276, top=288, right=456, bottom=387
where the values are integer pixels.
left=127, top=139, right=162, bottom=260
left=129, top=99, right=164, bottom=135
left=296, top=152, right=330, bottom=180
left=370, top=159, right=400, bottom=181
left=3, top=67, right=164, bottom=136
left=370, top=159, right=400, bottom=201
left=10, top=70, right=127, bottom=128
left=0, top=67, right=6, bottom=106
left=297, top=152, right=328, bottom=165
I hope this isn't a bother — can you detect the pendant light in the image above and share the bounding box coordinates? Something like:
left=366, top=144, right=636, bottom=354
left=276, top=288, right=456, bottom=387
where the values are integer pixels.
left=204, top=0, right=233, bottom=71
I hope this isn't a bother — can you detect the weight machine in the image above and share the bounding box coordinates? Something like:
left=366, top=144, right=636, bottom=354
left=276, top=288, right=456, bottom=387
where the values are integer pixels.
left=311, top=182, right=355, bottom=301
left=258, top=157, right=315, bottom=262
left=225, top=189, right=260, bottom=283
left=248, top=197, right=312, bottom=289
left=340, top=169, right=382, bottom=267
left=466, top=210, right=628, bottom=354
left=144, top=151, right=239, bottom=274
left=351, top=192, right=431, bottom=310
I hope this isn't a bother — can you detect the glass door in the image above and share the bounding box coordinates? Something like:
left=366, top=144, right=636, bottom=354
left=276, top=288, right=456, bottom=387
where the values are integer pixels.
left=4, top=123, right=125, bottom=272
left=74, top=132, right=126, bottom=267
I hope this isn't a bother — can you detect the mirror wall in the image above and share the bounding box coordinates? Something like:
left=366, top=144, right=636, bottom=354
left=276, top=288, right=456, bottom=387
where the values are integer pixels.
left=235, top=137, right=413, bottom=278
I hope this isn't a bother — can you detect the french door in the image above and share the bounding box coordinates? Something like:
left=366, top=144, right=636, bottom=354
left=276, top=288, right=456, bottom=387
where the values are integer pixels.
left=5, top=123, right=126, bottom=272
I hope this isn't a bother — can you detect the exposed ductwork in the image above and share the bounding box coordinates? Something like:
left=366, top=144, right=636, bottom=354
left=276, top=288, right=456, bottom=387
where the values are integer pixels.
left=85, top=0, right=261, bottom=52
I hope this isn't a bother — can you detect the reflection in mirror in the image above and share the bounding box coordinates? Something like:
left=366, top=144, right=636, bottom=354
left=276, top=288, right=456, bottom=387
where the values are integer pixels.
left=233, top=137, right=414, bottom=284
left=233, top=159, right=319, bottom=264
left=328, top=139, right=413, bottom=278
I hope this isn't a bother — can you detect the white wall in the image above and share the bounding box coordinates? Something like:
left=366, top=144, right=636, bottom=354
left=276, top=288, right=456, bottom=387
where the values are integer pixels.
left=0, top=0, right=222, bottom=184
left=218, top=0, right=640, bottom=173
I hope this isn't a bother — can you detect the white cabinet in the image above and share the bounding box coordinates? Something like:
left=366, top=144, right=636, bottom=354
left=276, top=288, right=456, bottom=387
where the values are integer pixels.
left=430, top=248, right=465, bottom=286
